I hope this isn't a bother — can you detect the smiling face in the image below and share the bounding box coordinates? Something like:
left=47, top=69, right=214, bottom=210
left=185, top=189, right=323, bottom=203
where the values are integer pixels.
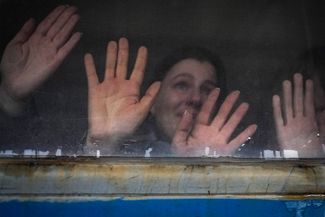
left=151, top=58, right=217, bottom=141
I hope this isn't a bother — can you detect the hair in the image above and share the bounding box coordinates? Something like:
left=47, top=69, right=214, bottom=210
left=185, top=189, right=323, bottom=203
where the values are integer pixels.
left=154, top=46, right=227, bottom=94
left=297, top=46, right=325, bottom=90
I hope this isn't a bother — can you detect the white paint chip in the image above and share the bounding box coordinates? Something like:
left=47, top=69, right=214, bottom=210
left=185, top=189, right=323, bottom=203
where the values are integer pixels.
left=283, top=150, right=299, bottom=158
left=96, top=150, right=100, bottom=158
left=263, top=150, right=274, bottom=158
left=23, top=149, right=36, bottom=157
left=275, top=151, right=281, bottom=158
left=55, top=148, right=62, bottom=156
left=204, top=147, right=210, bottom=156
left=37, top=150, right=49, bottom=157
left=145, top=148, right=153, bottom=157
left=0, top=150, right=18, bottom=156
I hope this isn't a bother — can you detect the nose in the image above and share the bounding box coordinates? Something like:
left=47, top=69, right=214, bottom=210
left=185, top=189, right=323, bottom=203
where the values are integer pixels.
left=186, top=89, right=204, bottom=109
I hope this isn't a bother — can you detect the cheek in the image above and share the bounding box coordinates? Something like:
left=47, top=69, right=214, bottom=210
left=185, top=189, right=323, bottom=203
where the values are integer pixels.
left=159, top=89, right=188, bottom=109
left=201, top=94, right=210, bottom=103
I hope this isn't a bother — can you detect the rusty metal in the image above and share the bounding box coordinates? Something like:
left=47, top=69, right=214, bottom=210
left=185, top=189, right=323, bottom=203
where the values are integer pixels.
left=0, top=157, right=324, bottom=198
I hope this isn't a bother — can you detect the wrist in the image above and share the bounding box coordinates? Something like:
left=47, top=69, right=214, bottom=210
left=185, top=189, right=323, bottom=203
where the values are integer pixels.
left=84, top=132, right=123, bottom=155
left=281, top=132, right=325, bottom=158
left=0, top=84, right=27, bottom=116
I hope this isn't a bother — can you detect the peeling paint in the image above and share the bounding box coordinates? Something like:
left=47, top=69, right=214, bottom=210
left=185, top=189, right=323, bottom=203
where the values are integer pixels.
left=0, top=158, right=324, bottom=197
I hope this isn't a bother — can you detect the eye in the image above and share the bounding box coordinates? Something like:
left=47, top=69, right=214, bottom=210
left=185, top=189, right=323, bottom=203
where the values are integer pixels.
left=174, top=81, right=190, bottom=91
left=200, top=85, right=214, bottom=96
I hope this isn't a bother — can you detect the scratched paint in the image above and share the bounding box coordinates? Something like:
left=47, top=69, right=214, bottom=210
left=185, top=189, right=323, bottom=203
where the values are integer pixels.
left=0, top=158, right=325, bottom=195
left=0, top=158, right=325, bottom=217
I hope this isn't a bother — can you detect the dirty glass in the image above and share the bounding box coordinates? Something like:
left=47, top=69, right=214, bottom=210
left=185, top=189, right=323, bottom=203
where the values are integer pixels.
left=0, top=0, right=324, bottom=159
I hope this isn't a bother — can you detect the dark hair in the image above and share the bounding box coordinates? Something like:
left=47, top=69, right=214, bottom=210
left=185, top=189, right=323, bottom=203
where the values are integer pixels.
left=297, top=47, right=325, bottom=90
left=154, top=46, right=227, bottom=94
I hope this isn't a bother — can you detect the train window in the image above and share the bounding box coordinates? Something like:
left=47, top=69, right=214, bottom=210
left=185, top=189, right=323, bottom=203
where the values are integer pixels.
left=0, top=0, right=324, bottom=159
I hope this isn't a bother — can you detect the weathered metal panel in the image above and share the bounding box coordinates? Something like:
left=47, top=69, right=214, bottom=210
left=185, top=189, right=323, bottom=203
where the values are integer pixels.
left=0, top=158, right=324, bottom=196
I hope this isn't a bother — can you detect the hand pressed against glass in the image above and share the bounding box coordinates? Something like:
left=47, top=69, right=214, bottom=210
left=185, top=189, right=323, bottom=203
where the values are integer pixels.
left=0, top=5, right=81, bottom=101
left=151, top=58, right=257, bottom=156
left=173, top=89, right=257, bottom=156
left=85, top=38, right=161, bottom=146
left=273, top=73, right=323, bottom=158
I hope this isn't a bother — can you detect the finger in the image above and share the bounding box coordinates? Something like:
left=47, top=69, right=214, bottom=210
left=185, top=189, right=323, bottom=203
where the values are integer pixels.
left=130, top=46, right=148, bottom=85
left=220, top=102, right=249, bottom=140
left=283, top=80, right=293, bottom=122
left=305, top=79, right=315, bottom=117
left=227, top=124, right=257, bottom=152
left=211, top=90, right=240, bottom=129
left=116, top=37, right=129, bottom=79
left=138, top=81, right=161, bottom=113
left=196, top=88, right=220, bottom=125
left=293, top=73, right=304, bottom=117
left=104, top=41, right=118, bottom=80
left=272, top=95, right=284, bottom=128
left=52, top=14, right=80, bottom=48
left=84, top=53, right=99, bottom=90
left=11, top=18, right=36, bottom=44
left=56, top=32, right=81, bottom=62
left=47, top=6, right=78, bottom=40
left=172, top=110, right=194, bottom=146
left=36, top=5, right=67, bottom=35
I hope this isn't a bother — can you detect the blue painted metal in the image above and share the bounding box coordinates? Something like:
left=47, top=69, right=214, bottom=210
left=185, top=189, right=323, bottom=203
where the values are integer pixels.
left=1, top=158, right=325, bottom=217
left=1, top=198, right=324, bottom=217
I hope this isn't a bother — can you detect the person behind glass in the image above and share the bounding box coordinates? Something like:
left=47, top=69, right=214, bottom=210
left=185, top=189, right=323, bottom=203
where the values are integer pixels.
left=84, top=38, right=257, bottom=157
left=0, top=5, right=81, bottom=116
left=272, top=47, right=325, bottom=158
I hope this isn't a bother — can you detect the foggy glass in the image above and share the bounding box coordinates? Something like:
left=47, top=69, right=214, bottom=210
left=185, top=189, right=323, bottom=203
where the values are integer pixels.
left=0, top=0, right=324, bottom=159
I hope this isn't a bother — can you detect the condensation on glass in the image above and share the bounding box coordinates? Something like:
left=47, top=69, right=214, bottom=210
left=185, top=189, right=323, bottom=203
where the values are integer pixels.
left=0, top=0, right=324, bottom=159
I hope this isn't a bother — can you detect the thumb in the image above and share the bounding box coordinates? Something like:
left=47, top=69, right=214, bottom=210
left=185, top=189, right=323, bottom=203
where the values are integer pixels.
left=172, top=110, right=194, bottom=147
left=138, top=81, right=161, bottom=113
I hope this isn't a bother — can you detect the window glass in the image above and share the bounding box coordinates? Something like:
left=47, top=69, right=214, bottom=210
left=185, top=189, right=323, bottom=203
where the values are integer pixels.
left=0, top=0, right=324, bottom=158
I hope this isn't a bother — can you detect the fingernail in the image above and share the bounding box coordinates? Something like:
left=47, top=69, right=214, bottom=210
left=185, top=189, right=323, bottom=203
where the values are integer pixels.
left=283, top=80, right=291, bottom=86
left=241, top=102, right=249, bottom=109
left=294, top=73, right=302, bottom=79
left=233, top=90, right=240, bottom=95
left=184, top=110, right=191, bottom=117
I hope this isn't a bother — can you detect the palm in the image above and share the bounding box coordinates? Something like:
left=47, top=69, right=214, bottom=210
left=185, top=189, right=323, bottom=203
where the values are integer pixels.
left=1, top=34, right=58, bottom=98
left=85, top=38, right=160, bottom=141
left=277, top=116, right=318, bottom=149
left=172, top=90, right=257, bottom=156
left=0, top=5, right=81, bottom=99
left=89, top=79, right=146, bottom=137
left=187, top=124, right=230, bottom=153
left=273, top=74, right=321, bottom=157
